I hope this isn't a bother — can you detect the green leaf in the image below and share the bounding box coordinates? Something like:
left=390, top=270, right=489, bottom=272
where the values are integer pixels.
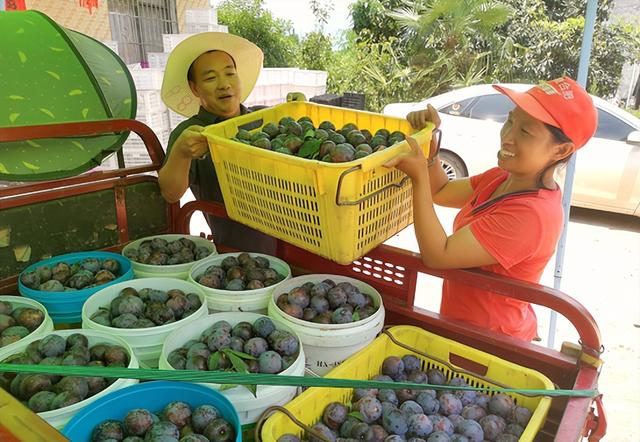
left=219, top=384, right=238, bottom=391
left=297, top=139, right=322, bottom=158
left=348, top=411, right=364, bottom=421
left=303, top=128, right=315, bottom=139
left=226, top=351, right=249, bottom=373
left=244, top=383, right=257, bottom=397
left=352, top=311, right=361, bottom=322
left=208, top=351, right=221, bottom=370
left=222, top=348, right=257, bottom=360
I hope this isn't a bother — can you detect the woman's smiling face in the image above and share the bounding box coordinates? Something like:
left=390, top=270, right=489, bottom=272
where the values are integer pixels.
left=188, top=51, right=242, bottom=118
left=497, top=106, right=570, bottom=179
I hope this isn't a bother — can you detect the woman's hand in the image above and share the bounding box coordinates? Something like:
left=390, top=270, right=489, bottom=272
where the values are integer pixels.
left=385, top=104, right=442, bottom=180
left=407, top=104, right=441, bottom=131
left=173, top=125, right=208, bottom=159
left=384, top=135, right=428, bottom=180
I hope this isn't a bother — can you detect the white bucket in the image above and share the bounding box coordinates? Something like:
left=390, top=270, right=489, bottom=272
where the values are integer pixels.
left=159, top=312, right=305, bottom=425
left=267, top=274, right=385, bottom=376
left=187, top=252, right=292, bottom=314
left=0, top=296, right=54, bottom=358
left=121, top=234, right=217, bottom=280
left=81, top=278, right=208, bottom=368
left=0, top=328, right=139, bottom=429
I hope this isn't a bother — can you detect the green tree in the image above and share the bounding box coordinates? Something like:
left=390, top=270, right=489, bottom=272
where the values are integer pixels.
left=298, top=32, right=333, bottom=71
left=491, top=0, right=640, bottom=97
left=217, top=0, right=299, bottom=67
left=297, top=0, right=334, bottom=71
left=388, top=0, right=512, bottom=91
left=324, top=32, right=453, bottom=112
left=350, top=0, right=405, bottom=44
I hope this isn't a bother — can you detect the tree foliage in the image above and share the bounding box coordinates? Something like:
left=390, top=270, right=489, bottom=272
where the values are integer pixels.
left=346, top=0, right=640, bottom=100
left=490, top=0, right=640, bottom=96
left=216, top=0, right=639, bottom=110
left=298, top=32, right=333, bottom=71
left=350, top=0, right=405, bottom=44
left=325, top=33, right=418, bottom=111
left=217, top=0, right=299, bottom=67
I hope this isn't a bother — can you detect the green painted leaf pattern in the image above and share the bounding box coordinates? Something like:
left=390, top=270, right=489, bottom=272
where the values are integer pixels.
left=22, top=161, right=40, bottom=170
left=1, top=10, right=133, bottom=180
left=46, top=70, right=61, bottom=80
left=39, top=108, right=55, bottom=118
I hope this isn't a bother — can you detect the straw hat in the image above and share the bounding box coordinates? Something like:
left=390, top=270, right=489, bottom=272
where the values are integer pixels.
left=161, top=32, right=263, bottom=117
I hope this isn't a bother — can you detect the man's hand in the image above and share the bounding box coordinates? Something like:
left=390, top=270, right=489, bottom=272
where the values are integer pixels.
left=407, top=104, right=441, bottom=131
left=173, top=125, right=208, bottom=159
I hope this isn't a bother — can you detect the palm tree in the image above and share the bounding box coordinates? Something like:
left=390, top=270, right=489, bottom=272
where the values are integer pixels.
left=388, top=0, right=513, bottom=89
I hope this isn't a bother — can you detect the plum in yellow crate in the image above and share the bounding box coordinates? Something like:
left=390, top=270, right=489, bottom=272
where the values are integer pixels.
left=203, top=101, right=434, bottom=265
left=260, top=326, right=553, bottom=442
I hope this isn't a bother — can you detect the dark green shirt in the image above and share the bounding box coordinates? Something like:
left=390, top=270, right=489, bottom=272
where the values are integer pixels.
left=166, top=105, right=276, bottom=254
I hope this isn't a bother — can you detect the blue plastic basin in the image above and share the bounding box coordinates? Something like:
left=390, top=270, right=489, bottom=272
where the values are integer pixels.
left=18, top=251, right=133, bottom=324
left=62, top=381, right=242, bottom=442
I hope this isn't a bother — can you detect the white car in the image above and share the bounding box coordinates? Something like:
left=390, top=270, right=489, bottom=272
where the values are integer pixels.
left=383, top=84, right=640, bottom=216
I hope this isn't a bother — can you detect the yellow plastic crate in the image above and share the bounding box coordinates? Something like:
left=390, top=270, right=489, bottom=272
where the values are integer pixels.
left=261, top=326, right=554, bottom=442
left=203, top=102, right=433, bottom=264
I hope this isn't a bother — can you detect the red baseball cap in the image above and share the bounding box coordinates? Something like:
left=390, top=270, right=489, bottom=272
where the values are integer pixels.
left=493, top=77, right=598, bottom=149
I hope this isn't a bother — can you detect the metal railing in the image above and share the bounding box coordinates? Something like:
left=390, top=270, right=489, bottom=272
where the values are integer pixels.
left=107, top=0, right=178, bottom=65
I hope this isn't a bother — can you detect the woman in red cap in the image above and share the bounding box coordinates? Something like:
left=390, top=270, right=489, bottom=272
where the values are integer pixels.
left=387, top=77, right=598, bottom=340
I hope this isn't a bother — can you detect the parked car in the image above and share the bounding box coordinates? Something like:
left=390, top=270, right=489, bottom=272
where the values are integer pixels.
left=383, top=84, right=640, bottom=216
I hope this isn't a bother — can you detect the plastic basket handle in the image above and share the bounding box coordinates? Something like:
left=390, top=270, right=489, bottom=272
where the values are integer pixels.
left=335, top=126, right=437, bottom=206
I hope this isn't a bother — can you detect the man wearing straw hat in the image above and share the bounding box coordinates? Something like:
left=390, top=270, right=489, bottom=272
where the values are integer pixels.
left=158, top=32, right=276, bottom=253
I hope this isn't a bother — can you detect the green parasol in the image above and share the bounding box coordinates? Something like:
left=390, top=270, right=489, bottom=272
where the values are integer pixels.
left=0, top=10, right=136, bottom=181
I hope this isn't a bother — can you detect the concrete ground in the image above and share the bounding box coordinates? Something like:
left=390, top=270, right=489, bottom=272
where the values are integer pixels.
left=185, top=190, right=639, bottom=440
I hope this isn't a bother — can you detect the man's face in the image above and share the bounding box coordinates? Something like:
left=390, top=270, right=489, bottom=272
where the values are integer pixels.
left=188, top=51, right=242, bottom=118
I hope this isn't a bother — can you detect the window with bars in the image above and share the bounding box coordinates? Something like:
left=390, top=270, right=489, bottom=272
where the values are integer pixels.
left=108, top=0, right=178, bottom=65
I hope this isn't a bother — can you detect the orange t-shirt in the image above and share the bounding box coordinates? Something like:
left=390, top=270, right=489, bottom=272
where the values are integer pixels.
left=440, top=167, right=564, bottom=340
